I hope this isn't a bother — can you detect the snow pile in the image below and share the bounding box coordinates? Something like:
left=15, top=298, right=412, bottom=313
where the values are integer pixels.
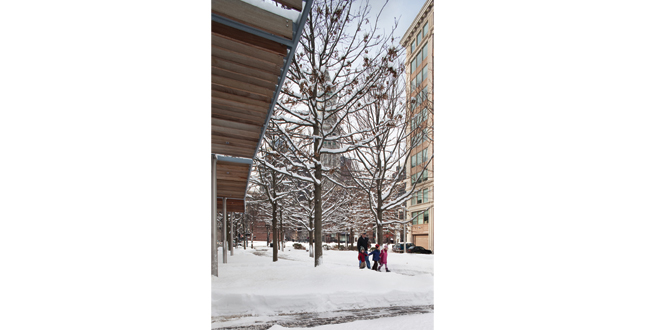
left=212, top=242, right=433, bottom=327
left=238, top=0, right=302, bottom=24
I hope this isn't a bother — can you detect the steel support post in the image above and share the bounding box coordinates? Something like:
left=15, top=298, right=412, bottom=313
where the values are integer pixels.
left=223, top=198, right=228, bottom=263
left=212, top=156, right=218, bottom=276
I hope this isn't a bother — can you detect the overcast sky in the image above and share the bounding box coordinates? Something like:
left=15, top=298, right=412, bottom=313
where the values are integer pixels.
left=363, top=0, right=427, bottom=44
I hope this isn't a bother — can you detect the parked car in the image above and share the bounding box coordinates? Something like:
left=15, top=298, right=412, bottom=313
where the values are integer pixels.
left=394, top=242, right=415, bottom=253
left=408, top=246, right=433, bottom=254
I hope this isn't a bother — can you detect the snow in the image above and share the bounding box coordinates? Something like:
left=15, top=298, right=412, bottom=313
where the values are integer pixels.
left=239, top=0, right=302, bottom=24
left=267, top=312, right=433, bottom=330
left=212, top=242, right=433, bottom=329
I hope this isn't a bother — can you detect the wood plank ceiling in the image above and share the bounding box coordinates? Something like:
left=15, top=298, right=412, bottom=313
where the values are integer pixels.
left=212, top=0, right=309, bottom=212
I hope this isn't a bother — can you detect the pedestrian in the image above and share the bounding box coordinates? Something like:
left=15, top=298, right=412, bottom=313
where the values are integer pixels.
left=358, top=247, right=368, bottom=269
left=357, top=232, right=370, bottom=253
left=368, top=244, right=381, bottom=271
left=357, top=232, right=371, bottom=268
left=378, top=244, right=390, bottom=272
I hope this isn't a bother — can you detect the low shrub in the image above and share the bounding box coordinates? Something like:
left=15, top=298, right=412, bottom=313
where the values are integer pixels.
left=292, top=243, right=306, bottom=250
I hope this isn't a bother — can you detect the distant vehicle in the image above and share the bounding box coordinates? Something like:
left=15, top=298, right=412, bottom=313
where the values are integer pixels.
left=408, top=246, right=433, bottom=254
left=394, top=242, right=415, bottom=253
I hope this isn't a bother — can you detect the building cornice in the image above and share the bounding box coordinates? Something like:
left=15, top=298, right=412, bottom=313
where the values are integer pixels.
left=400, top=0, right=433, bottom=47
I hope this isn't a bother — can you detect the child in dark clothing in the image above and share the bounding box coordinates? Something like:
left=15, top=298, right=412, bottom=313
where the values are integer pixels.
left=368, top=244, right=381, bottom=271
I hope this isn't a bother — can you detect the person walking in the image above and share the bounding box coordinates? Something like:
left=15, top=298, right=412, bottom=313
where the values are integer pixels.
left=378, top=244, right=390, bottom=272
left=358, top=247, right=368, bottom=269
left=368, top=244, right=381, bottom=271
left=357, top=232, right=371, bottom=269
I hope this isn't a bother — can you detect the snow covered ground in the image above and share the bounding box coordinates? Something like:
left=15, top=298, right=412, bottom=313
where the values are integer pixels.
left=267, top=312, right=433, bottom=330
left=212, top=242, right=433, bottom=329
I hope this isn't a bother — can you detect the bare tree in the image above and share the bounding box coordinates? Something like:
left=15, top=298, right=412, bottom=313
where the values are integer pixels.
left=348, top=58, right=433, bottom=245
left=251, top=125, right=294, bottom=262
left=256, top=0, right=400, bottom=267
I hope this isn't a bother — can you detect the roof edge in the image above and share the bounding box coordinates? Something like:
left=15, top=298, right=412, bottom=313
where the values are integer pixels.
left=400, top=0, right=433, bottom=47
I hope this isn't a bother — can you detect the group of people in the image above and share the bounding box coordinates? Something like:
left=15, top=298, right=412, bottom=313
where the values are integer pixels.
left=356, top=232, right=390, bottom=272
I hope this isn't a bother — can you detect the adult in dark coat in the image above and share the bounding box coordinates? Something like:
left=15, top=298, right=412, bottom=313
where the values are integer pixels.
left=357, top=233, right=371, bottom=268
left=357, top=232, right=370, bottom=253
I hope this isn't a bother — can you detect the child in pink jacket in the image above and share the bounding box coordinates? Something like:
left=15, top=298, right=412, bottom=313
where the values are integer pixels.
left=377, top=245, right=390, bottom=272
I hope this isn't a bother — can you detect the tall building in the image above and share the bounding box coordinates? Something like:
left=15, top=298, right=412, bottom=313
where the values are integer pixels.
left=401, top=0, right=434, bottom=252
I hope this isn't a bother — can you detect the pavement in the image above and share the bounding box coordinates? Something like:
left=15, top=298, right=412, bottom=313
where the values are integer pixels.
left=212, top=304, right=433, bottom=329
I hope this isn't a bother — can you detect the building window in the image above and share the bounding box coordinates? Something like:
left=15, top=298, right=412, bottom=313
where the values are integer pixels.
left=417, top=32, right=422, bottom=47
left=417, top=191, right=423, bottom=204
left=422, top=43, right=428, bottom=60
left=422, top=65, right=428, bottom=82
left=423, top=189, right=428, bottom=203
left=411, top=39, right=416, bottom=53
left=424, top=210, right=429, bottom=223
left=423, top=23, right=428, bottom=37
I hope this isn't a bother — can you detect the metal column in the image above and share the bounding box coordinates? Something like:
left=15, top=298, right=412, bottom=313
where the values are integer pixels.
left=223, top=197, right=227, bottom=263
left=212, top=155, right=218, bottom=276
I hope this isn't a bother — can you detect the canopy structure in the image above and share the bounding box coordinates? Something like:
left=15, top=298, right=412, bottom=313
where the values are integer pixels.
left=212, top=0, right=312, bottom=213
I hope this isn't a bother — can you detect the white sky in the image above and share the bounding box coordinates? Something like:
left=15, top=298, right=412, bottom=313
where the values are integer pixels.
left=362, top=0, right=427, bottom=44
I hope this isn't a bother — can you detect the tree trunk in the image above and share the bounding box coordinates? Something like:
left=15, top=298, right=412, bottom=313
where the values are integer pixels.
left=272, top=202, right=278, bottom=262
left=377, top=209, right=383, bottom=246
left=308, top=229, right=314, bottom=258
left=280, top=210, right=284, bottom=252
left=314, top=128, right=323, bottom=266
left=349, top=227, right=354, bottom=248
left=228, top=215, right=233, bottom=251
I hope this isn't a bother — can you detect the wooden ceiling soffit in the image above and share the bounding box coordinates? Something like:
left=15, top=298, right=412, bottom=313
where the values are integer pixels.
left=215, top=160, right=251, bottom=199
left=212, top=67, right=276, bottom=91
left=216, top=198, right=245, bottom=213
left=212, top=0, right=294, bottom=39
left=212, top=135, right=258, bottom=150
left=211, top=81, right=272, bottom=104
left=211, top=106, right=266, bottom=127
left=217, top=189, right=246, bottom=199
left=212, top=126, right=260, bottom=146
left=212, top=144, right=255, bottom=159
left=212, top=91, right=270, bottom=115
left=212, top=34, right=284, bottom=66
left=212, top=57, right=280, bottom=83
left=212, top=46, right=282, bottom=75
left=211, top=21, right=287, bottom=56
left=212, top=102, right=267, bottom=121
